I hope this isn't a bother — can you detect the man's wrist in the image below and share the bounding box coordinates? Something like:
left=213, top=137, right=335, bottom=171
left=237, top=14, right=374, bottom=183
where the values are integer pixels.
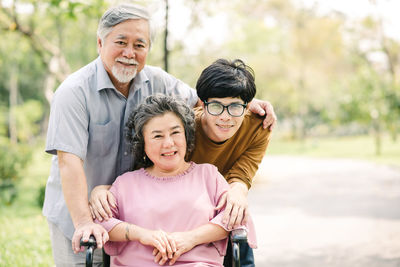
left=74, top=218, right=95, bottom=230
left=228, top=178, right=250, bottom=190
left=229, top=181, right=248, bottom=193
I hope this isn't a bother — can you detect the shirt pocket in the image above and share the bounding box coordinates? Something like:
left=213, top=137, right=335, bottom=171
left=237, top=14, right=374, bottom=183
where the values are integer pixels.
left=89, top=120, right=118, bottom=157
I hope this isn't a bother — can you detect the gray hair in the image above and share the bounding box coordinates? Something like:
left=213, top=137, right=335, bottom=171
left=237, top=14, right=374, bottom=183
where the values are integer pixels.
left=97, top=3, right=155, bottom=48
left=126, top=94, right=196, bottom=170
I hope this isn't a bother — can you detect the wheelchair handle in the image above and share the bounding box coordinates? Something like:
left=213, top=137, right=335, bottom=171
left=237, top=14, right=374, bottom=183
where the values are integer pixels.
left=80, top=235, right=97, bottom=267
left=231, top=228, right=247, bottom=243
left=231, top=229, right=247, bottom=267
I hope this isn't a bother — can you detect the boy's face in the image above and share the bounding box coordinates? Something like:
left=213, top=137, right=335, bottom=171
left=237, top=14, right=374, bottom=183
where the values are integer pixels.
left=201, top=97, right=248, bottom=143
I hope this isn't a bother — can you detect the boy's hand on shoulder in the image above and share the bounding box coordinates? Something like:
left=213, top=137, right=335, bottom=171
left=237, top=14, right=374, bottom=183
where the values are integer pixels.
left=216, top=182, right=249, bottom=230
left=248, top=98, right=277, bottom=130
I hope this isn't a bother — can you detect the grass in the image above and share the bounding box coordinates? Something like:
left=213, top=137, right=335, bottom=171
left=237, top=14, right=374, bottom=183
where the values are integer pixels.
left=0, top=143, right=53, bottom=266
left=0, top=135, right=398, bottom=266
left=267, top=134, right=400, bottom=168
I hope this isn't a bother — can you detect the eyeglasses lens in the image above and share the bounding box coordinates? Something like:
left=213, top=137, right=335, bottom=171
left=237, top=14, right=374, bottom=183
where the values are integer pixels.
left=207, top=102, right=245, bottom=117
left=228, top=104, right=245, bottom=116
left=208, top=103, right=224, bottom=115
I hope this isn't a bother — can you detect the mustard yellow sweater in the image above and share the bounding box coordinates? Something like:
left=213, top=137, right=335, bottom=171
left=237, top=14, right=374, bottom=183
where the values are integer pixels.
left=190, top=107, right=271, bottom=189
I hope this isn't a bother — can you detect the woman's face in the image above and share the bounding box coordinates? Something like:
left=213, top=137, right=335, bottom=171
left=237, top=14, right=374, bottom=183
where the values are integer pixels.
left=143, top=112, right=188, bottom=177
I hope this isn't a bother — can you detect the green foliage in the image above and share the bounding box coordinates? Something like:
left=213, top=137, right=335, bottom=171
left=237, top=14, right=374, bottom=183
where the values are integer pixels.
left=13, top=100, right=44, bottom=143
left=0, top=33, right=47, bottom=106
left=0, top=140, right=31, bottom=205
left=1, top=100, right=44, bottom=143
left=0, top=106, right=7, bottom=136
left=37, top=184, right=46, bottom=208
left=0, top=142, right=52, bottom=265
left=0, top=213, right=53, bottom=266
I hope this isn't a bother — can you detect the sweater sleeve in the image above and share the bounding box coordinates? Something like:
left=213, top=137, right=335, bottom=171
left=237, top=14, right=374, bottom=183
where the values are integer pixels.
left=225, top=126, right=271, bottom=189
left=208, top=167, right=258, bottom=253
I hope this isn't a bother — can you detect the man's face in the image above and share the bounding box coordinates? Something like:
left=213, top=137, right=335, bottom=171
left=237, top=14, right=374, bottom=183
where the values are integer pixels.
left=201, top=97, right=248, bottom=143
left=98, top=19, right=150, bottom=86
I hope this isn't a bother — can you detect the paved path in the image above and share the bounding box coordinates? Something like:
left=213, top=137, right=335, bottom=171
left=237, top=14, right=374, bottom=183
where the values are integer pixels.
left=249, top=155, right=400, bottom=267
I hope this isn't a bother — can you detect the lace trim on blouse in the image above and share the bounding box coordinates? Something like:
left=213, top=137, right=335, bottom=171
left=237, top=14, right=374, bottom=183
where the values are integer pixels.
left=141, top=162, right=196, bottom=182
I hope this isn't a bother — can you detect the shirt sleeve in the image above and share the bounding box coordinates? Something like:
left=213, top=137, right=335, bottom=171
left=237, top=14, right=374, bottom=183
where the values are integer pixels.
left=205, top=167, right=230, bottom=256
left=96, top=179, right=128, bottom=256
left=160, top=69, right=198, bottom=107
left=97, top=185, right=123, bottom=232
left=45, top=83, right=89, bottom=160
left=209, top=172, right=229, bottom=230
left=226, top=127, right=271, bottom=189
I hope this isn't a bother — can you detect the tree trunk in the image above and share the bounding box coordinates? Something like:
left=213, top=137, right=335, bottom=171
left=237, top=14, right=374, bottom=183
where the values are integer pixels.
left=164, top=0, right=169, bottom=72
left=9, top=67, right=18, bottom=144
left=372, top=118, right=382, bottom=156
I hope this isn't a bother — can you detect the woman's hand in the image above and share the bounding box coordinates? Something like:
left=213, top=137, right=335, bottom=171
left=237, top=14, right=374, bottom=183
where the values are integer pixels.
left=136, top=228, right=175, bottom=265
left=89, top=185, right=114, bottom=221
left=215, top=182, right=249, bottom=229
left=153, top=231, right=195, bottom=265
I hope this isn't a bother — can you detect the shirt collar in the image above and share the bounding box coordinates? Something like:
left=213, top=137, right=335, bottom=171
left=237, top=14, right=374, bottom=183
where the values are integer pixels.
left=132, top=65, right=149, bottom=87
left=95, top=57, right=116, bottom=92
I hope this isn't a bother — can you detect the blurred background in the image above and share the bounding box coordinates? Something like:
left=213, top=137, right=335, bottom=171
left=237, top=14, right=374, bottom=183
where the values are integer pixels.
left=0, top=0, right=399, bottom=266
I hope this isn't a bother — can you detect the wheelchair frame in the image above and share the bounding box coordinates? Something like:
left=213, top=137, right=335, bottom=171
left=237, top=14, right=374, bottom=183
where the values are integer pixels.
left=81, top=228, right=248, bottom=267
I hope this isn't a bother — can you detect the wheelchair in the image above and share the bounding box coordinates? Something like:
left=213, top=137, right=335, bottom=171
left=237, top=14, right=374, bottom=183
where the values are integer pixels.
left=81, top=228, right=248, bottom=267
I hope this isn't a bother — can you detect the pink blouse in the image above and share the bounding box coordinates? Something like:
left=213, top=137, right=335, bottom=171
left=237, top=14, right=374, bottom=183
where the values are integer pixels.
left=99, top=162, right=256, bottom=267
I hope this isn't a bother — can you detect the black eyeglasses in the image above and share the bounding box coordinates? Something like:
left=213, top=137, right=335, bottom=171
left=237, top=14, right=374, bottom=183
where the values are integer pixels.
left=204, top=101, right=247, bottom=117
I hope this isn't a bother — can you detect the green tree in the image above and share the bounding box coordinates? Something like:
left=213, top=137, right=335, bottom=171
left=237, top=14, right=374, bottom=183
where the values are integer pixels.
left=341, top=9, right=400, bottom=154
left=0, top=0, right=106, bottom=106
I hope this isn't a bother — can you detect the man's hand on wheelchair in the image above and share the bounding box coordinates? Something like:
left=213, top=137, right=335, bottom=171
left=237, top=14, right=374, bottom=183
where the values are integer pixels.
left=89, top=184, right=114, bottom=221
left=152, top=231, right=196, bottom=265
left=72, top=221, right=109, bottom=253
left=216, top=182, right=249, bottom=230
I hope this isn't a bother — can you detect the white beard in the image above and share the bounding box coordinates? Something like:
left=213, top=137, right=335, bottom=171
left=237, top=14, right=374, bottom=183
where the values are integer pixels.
left=111, top=64, right=137, bottom=83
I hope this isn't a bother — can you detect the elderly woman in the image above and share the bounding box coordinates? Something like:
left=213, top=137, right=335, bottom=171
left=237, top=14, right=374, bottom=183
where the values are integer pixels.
left=95, top=94, right=255, bottom=267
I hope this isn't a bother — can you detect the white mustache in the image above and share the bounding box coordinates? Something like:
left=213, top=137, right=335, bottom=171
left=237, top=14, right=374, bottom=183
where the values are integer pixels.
left=116, top=57, right=138, bottom=65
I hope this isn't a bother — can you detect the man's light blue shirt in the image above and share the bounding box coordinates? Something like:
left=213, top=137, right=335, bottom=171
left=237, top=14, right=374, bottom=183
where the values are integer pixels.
left=43, top=57, right=197, bottom=239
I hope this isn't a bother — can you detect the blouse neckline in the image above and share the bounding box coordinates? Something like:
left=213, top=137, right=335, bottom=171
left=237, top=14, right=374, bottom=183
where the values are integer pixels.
left=141, top=162, right=196, bottom=182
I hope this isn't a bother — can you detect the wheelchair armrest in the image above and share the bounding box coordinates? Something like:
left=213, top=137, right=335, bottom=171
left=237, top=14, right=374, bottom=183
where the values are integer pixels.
left=230, top=229, right=247, bottom=267
left=80, top=235, right=97, bottom=267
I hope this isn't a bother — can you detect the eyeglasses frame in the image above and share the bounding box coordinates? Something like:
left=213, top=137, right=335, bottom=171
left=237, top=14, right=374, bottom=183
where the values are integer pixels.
left=203, top=101, right=248, bottom=117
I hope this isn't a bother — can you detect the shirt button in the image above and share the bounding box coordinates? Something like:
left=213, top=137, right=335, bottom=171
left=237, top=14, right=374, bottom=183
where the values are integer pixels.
left=124, top=151, right=128, bottom=156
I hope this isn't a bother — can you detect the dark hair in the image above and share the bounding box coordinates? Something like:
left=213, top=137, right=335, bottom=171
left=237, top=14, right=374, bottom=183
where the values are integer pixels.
left=126, top=94, right=195, bottom=170
left=195, top=59, right=256, bottom=103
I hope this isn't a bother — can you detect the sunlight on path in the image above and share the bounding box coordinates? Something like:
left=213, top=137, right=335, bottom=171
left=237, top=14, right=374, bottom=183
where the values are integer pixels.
left=250, top=156, right=400, bottom=267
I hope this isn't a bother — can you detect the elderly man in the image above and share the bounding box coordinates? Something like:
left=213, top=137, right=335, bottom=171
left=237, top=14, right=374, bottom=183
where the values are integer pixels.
left=43, top=4, right=276, bottom=266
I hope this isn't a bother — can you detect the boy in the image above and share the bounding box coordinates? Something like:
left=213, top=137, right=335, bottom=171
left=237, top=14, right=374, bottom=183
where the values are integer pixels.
left=191, top=58, right=270, bottom=266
